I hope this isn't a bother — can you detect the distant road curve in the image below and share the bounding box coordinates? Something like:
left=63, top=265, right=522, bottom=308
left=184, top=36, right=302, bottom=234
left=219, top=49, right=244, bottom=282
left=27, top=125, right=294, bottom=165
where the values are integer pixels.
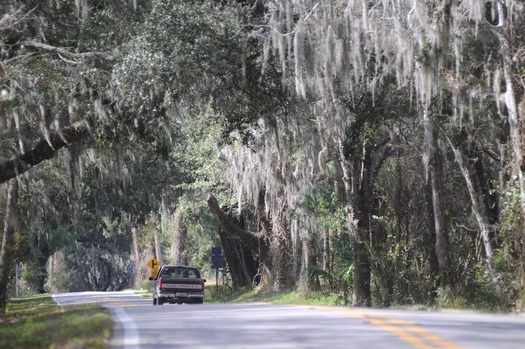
left=53, top=291, right=525, bottom=349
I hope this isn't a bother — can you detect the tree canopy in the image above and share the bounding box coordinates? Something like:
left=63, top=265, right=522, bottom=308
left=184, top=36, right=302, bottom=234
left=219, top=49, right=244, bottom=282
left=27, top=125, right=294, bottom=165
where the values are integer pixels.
left=1, top=0, right=525, bottom=312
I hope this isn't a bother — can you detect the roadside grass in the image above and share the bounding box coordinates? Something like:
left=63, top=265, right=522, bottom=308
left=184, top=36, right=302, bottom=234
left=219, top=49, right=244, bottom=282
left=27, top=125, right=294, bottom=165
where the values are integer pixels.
left=205, top=282, right=342, bottom=306
left=235, top=288, right=342, bottom=305
left=0, top=294, right=112, bottom=349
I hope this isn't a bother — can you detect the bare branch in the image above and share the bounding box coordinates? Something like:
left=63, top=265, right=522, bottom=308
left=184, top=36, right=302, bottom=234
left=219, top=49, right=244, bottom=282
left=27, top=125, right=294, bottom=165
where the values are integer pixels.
left=19, top=41, right=113, bottom=60
left=0, top=6, right=37, bottom=31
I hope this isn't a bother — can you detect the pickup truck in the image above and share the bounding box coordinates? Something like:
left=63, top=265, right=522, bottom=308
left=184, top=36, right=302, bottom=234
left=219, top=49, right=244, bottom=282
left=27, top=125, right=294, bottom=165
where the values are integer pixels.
left=150, top=265, right=206, bottom=305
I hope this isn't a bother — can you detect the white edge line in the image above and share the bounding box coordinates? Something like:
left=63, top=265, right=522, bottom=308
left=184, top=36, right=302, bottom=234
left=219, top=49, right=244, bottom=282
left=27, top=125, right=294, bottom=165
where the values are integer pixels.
left=111, top=307, right=141, bottom=349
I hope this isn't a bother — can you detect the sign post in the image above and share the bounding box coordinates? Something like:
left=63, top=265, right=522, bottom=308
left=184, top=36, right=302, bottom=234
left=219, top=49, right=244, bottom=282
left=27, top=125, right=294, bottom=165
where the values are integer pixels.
left=211, top=247, right=222, bottom=293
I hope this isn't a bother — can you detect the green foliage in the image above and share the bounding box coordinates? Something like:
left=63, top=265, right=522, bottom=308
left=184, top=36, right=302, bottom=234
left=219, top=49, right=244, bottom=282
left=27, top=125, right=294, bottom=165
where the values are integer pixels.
left=15, top=263, right=48, bottom=298
left=300, top=188, right=346, bottom=232
left=113, top=0, right=248, bottom=116
left=308, top=264, right=336, bottom=291
left=172, top=106, right=226, bottom=193
left=415, top=40, right=432, bottom=65
left=436, top=266, right=504, bottom=312
left=435, top=287, right=469, bottom=309
left=493, top=179, right=525, bottom=310
left=185, top=223, right=216, bottom=272
left=299, top=186, right=353, bottom=299
left=499, top=180, right=523, bottom=239
left=370, top=243, right=435, bottom=307
left=306, top=257, right=353, bottom=305
left=342, top=115, right=369, bottom=159
left=460, top=30, right=499, bottom=83
left=113, top=0, right=285, bottom=146
left=331, top=222, right=353, bottom=261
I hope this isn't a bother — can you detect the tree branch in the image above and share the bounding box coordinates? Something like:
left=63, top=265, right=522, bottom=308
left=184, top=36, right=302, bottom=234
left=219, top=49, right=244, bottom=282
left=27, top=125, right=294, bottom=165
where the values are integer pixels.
left=19, top=41, right=112, bottom=61
left=207, top=193, right=262, bottom=240
left=0, top=120, right=90, bottom=184
left=207, top=194, right=269, bottom=250
left=0, top=6, right=36, bottom=31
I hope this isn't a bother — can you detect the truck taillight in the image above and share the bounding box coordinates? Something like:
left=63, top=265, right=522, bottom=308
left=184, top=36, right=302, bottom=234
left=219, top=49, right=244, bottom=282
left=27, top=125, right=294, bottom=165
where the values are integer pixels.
left=158, top=277, right=163, bottom=288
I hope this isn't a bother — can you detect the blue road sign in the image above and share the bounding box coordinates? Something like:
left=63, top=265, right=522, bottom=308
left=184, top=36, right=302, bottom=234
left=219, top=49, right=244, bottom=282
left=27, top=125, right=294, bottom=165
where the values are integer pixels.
left=212, top=254, right=222, bottom=268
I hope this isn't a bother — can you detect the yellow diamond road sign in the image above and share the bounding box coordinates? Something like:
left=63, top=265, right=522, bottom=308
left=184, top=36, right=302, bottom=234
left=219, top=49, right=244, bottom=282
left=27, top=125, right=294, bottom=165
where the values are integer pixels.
left=147, top=257, right=160, bottom=270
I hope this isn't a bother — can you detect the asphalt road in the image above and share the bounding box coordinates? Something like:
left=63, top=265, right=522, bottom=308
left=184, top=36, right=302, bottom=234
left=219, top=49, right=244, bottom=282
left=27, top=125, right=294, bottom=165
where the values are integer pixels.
left=53, top=291, right=525, bottom=349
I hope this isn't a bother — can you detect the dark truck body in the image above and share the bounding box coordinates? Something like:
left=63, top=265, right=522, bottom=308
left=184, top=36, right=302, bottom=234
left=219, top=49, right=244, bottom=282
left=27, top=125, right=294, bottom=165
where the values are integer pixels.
left=150, top=265, right=206, bottom=305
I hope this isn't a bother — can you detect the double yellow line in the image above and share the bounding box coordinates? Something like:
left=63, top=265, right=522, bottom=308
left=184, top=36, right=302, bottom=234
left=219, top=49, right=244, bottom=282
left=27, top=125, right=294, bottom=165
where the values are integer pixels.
left=297, top=305, right=464, bottom=349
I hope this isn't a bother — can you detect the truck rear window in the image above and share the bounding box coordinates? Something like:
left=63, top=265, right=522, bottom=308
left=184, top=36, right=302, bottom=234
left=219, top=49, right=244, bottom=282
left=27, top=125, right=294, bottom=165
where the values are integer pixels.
left=160, top=267, right=200, bottom=278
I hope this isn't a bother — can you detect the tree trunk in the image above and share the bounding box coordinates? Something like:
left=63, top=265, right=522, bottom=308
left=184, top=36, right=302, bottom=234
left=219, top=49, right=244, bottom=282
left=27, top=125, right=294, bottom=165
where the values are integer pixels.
left=270, top=160, right=294, bottom=292
left=218, top=226, right=259, bottom=290
left=425, top=180, right=440, bottom=300
left=207, top=194, right=269, bottom=289
left=304, top=238, right=321, bottom=291
left=154, top=230, right=162, bottom=265
left=355, top=150, right=373, bottom=307
left=323, top=229, right=330, bottom=271
left=131, top=225, right=142, bottom=288
left=447, top=135, right=497, bottom=280
left=171, top=208, right=187, bottom=265
left=0, top=178, right=19, bottom=313
left=430, top=163, right=449, bottom=276
left=425, top=109, right=450, bottom=285
left=255, top=189, right=273, bottom=282
left=333, top=161, right=345, bottom=203
left=340, top=142, right=372, bottom=307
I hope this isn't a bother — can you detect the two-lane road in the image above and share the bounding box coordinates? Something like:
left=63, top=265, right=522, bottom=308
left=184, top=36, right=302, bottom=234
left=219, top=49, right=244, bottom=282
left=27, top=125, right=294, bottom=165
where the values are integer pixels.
left=53, top=291, right=525, bottom=348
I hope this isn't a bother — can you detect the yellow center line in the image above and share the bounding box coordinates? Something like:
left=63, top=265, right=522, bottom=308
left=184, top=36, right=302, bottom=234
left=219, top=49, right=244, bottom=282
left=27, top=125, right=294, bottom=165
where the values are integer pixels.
left=375, top=315, right=464, bottom=349
left=349, top=311, right=437, bottom=349
left=290, top=304, right=464, bottom=349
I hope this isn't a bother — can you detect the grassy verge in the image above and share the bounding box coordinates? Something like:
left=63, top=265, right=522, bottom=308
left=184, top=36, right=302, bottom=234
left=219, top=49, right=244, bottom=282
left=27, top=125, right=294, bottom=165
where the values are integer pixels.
left=204, top=283, right=343, bottom=306
left=0, top=294, right=112, bottom=349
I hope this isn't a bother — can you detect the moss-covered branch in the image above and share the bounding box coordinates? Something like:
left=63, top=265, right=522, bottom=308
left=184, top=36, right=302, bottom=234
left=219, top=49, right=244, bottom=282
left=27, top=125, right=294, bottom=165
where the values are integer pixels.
left=0, top=120, right=90, bottom=184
